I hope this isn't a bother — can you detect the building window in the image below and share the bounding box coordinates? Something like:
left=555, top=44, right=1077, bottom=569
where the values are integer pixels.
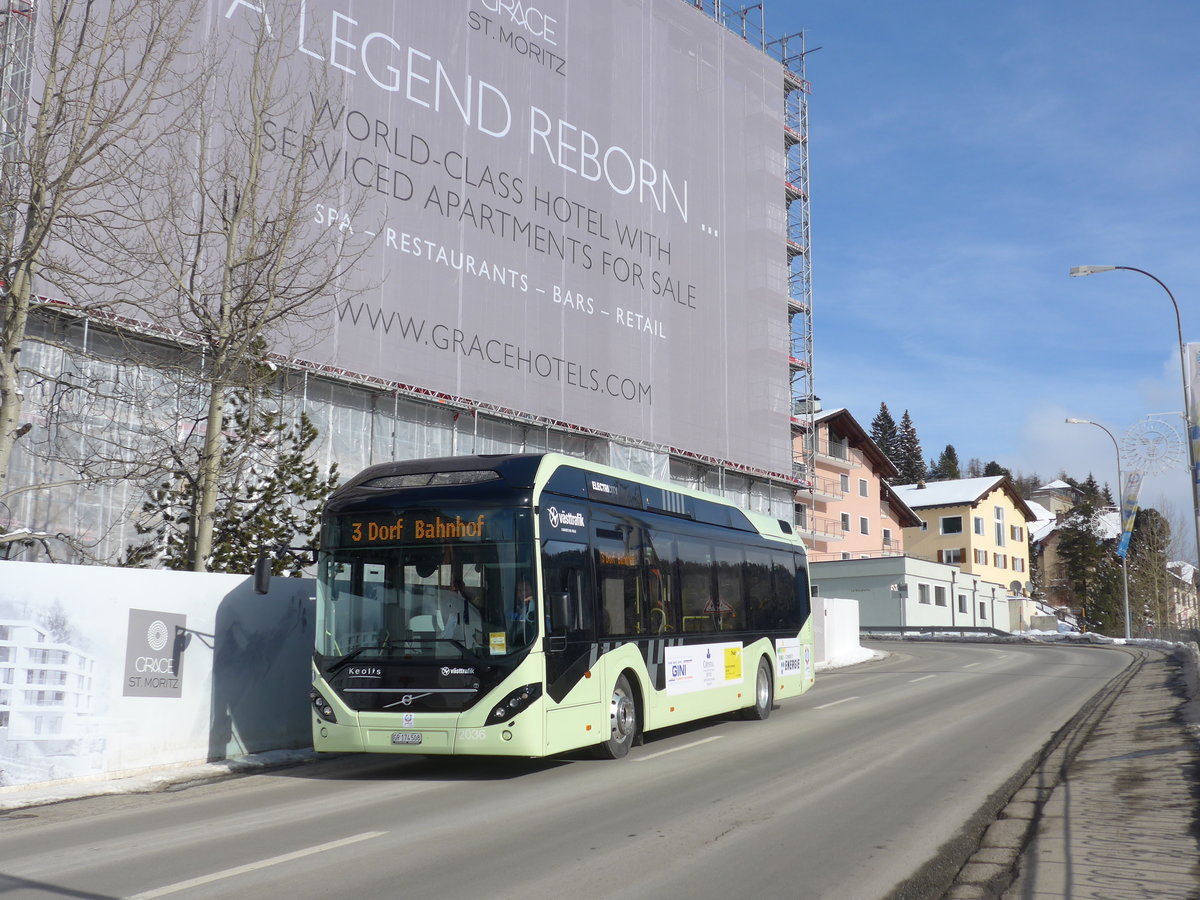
left=1013, top=557, right=1026, bottom=573
left=841, top=513, right=851, bottom=532
left=957, top=594, right=967, bottom=613
left=858, top=478, right=869, bottom=498
left=859, top=516, right=870, bottom=535
left=840, top=473, right=850, bottom=492
left=941, top=548, right=963, bottom=564
left=919, top=520, right=928, bottom=531
left=994, top=506, right=1005, bottom=546
left=882, top=528, right=893, bottom=547
left=994, top=553, right=1007, bottom=569
left=795, top=504, right=808, bottom=529
left=979, top=602, right=987, bottom=620
left=940, top=516, right=963, bottom=535
left=1011, top=525, right=1024, bottom=542
left=974, top=516, right=985, bottom=535
left=918, top=584, right=931, bottom=604
left=811, top=584, right=820, bottom=596
left=974, top=548, right=988, bottom=565
left=935, top=586, right=947, bottom=607
left=841, top=552, right=851, bottom=560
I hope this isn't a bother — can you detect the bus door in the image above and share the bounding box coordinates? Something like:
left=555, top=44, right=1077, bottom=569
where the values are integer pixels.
left=539, top=501, right=598, bottom=706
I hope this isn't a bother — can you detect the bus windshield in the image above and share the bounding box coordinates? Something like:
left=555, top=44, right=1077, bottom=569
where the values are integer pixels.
left=315, top=506, right=536, bottom=665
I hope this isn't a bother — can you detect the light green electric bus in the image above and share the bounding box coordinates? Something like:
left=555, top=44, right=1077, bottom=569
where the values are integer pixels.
left=305, top=453, right=814, bottom=759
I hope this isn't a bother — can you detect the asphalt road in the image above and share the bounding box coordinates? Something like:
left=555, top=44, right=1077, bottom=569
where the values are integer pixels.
left=0, top=641, right=1132, bottom=900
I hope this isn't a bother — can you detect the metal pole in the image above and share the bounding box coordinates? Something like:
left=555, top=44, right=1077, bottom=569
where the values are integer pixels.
left=1110, top=267, right=1200, bottom=575
left=1069, top=265, right=1200, bottom=571
left=1065, top=418, right=1132, bottom=639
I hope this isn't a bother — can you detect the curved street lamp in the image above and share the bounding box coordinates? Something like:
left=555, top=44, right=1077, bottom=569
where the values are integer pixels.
left=1068, top=265, right=1200, bottom=571
left=1065, top=417, right=1132, bottom=639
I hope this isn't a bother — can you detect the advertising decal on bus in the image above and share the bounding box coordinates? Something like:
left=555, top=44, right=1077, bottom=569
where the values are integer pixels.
left=664, top=642, right=743, bottom=695
left=775, top=637, right=802, bottom=678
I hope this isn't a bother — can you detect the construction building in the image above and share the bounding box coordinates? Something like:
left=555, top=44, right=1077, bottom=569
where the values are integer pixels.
left=0, top=1, right=819, bottom=563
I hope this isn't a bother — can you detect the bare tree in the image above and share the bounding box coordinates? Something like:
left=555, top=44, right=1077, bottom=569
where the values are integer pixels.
left=2, top=3, right=367, bottom=565
left=108, top=6, right=369, bottom=570
left=0, top=0, right=204, bottom=544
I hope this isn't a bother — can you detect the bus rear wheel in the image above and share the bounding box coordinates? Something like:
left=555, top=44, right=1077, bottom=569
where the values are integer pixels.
left=595, top=673, right=638, bottom=758
left=741, top=658, right=773, bottom=720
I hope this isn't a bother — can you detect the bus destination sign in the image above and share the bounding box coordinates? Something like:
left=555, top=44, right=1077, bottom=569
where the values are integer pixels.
left=346, top=514, right=489, bottom=545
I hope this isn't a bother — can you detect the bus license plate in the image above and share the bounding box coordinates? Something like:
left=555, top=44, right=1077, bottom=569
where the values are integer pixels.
left=391, top=732, right=423, bottom=745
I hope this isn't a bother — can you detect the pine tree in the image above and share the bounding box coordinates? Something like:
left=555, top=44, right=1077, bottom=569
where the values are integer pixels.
left=870, top=402, right=900, bottom=471
left=896, top=410, right=927, bottom=484
left=124, top=389, right=338, bottom=575
left=929, top=445, right=962, bottom=481
left=1055, top=497, right=1121, bottom=634
left=983, top=460, right=1011, bottom=478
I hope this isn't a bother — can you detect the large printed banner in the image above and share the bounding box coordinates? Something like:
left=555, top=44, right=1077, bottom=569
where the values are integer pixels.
left=225, top=0, right=791, bottom=473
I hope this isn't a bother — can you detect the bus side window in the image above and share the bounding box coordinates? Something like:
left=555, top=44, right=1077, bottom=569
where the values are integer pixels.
left=744, top=549, right=773, bottom=631
left=713, top=542, right=745, bottom=632
left=676, top=534, right=713, bottom=634
left=541, top=540, right=592, bottom=634
left=794, top=553, right=812, bottom=626
left=594, top=524, right=642, bottom=637
left=771, top=552, right=799, bottom=630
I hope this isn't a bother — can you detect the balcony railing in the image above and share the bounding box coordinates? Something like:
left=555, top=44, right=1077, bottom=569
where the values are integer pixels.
left=808, top=549, right=909, bottom=563
left=809, top=439, right=864, bottom=468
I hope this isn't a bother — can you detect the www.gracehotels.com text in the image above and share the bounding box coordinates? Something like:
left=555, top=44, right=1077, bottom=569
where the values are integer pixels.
left=337, top=300, right=653, bottom=405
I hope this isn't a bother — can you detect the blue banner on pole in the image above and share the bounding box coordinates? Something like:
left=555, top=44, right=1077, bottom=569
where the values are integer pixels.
left=1116, top=471, right=1142, bottom=559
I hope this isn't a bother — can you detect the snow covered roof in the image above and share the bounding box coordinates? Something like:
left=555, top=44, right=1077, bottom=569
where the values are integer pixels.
left=1026, top=499, right=1056, bottom=543
left=1039, top=479, right=1073, bottom=492
left=892, top=476, right=1035, bottom=521
left=1168, top=560, right=1197, bottom=583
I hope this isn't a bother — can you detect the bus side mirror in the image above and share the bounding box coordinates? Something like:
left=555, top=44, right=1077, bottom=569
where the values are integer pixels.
left=549, top=591, right=574, bottom=632
left=253, top=555, right=272, bottom=595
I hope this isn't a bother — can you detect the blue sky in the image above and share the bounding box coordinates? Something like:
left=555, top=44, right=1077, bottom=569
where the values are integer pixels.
left=767, top=0, right=1200, bottom=557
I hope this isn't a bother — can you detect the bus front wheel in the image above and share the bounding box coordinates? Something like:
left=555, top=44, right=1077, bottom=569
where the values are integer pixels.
left=741, top=658, right=773, bottom=721
left=596, top=673, right=638, bottom=759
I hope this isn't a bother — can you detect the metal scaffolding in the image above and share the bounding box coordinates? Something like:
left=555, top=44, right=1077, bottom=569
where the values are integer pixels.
left=686, top=2, right=817, bottom=519
left=0, top=1, right=33, bottom=222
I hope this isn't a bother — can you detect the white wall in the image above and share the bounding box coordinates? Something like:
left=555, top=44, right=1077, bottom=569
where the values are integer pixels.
left=814, top=597, right=861, bottom=665
left=0, top=562, right=313, bottom=789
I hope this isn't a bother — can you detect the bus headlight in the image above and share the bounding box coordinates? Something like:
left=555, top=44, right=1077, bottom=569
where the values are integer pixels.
left=488, top=683, right=542, bottom=725
left=311, top=688, right=338, bottom=724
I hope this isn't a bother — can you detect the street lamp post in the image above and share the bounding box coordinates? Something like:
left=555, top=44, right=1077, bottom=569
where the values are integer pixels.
left=1069, top=265, right=1200, bottom=572
left=1066, top=417, right=1132, bottom=639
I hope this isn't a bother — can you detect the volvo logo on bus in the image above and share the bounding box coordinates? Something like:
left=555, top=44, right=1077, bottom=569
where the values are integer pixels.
left=547, top=505, right=585, bottom=532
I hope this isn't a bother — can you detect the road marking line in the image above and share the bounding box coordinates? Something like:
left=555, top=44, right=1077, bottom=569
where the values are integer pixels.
left=634, top=736, right=723, bottom=761
left=909, top=675, right=937, bottom=683
left=813, top=696, right=859, bottom=709
left=125, top=831, right=387, bottom=899
left=963, top=662, right=980, bottom=668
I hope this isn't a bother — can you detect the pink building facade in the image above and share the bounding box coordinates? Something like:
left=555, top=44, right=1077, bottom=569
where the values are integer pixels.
left=795, top=407, right=921, bottom=562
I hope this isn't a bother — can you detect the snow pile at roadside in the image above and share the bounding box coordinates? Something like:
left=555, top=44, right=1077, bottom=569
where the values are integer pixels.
left=816, top=644, right=887, bottom=670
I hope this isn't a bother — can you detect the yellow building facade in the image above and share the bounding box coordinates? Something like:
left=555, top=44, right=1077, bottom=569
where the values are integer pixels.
left=893, top=476, right=1035, bottom=593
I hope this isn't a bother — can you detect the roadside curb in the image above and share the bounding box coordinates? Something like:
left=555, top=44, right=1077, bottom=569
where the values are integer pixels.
left=938, top=645, right=1145, bottom=899
left=943, top=644, right=1200, bottom=899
